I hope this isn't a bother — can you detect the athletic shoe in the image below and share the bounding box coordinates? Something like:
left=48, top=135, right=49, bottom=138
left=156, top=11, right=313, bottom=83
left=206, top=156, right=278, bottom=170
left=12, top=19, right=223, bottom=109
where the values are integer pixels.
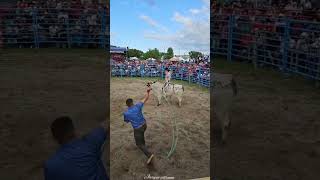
left=147, top=154, right=154, bottom=164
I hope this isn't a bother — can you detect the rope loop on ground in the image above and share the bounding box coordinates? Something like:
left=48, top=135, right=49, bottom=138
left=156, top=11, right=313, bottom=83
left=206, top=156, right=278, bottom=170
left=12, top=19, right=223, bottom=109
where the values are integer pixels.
left=166, top=100, right=178, bottom=159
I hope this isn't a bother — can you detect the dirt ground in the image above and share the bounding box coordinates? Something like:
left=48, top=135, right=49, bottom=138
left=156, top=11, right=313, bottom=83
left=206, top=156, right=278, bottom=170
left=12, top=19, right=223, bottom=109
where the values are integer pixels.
left=0, top=49, right=108, bottom=180
left=110, top=78, right=210, bottom=180
left=213, top=59, right=320, bottom=180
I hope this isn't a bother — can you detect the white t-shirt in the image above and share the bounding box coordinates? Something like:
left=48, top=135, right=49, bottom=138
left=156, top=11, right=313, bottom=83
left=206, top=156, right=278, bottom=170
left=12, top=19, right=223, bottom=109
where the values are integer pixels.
left=165, top=71, right=171, bottom=81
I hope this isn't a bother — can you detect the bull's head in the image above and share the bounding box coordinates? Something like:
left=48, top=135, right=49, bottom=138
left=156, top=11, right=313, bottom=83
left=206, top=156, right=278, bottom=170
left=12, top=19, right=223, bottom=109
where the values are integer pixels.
left=146, top=81, right=157, bottom=87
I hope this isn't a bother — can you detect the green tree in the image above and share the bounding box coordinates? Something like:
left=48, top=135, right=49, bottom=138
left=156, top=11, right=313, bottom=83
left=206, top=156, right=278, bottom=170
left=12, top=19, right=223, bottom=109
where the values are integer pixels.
left=164, top=47, right=174, bottom=59
left=143, top=48, right=161, bottom=60
left=189, top=51, right=203, bottom=60
left=127, top=48, right=144, bottom=58
left=160, top=52, right=166, bottom=59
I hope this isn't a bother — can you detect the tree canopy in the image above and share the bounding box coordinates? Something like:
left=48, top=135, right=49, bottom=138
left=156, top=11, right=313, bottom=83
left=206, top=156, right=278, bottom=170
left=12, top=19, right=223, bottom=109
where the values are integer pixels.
left=163, top=47, right=174, bottom=59
left=127, top=48, right=144, bottom=58
left=143, top=48, right=161, bottom=60
left=189, top=51, right=203, bottom=60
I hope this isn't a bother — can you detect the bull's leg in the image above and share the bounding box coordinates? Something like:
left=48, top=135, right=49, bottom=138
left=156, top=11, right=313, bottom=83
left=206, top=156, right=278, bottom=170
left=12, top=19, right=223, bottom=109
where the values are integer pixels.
left=222, top=127, right=228, bottom=144
left=225, top=112, right=231, bottom=128
left=222, top=113, right=230, bottom=144
left=157, top=96, right=162, bottom=106
left=163, top=95, right=169, bottom=104
left=168, top=95, right=173, bottom=105
left=178, top=96, right=182, bottom=107
left=228, top=118, right=231, bottom=128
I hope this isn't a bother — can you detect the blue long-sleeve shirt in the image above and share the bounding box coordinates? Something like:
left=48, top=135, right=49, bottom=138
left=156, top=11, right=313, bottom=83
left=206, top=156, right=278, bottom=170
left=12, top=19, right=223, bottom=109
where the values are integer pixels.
left=44, top=127, right=109, bottom=180
left=123, top=102, right=146, bottom=129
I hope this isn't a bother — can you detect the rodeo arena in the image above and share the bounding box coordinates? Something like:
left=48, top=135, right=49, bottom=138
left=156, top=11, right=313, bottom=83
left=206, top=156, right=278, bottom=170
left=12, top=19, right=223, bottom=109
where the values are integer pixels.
left=110, top=46, right=210, bottom=179
left=212, top=0, right=320, bottom=180
left=0, top=1, right=110, bottom=180
left=110, top=47, right=210, bottom=87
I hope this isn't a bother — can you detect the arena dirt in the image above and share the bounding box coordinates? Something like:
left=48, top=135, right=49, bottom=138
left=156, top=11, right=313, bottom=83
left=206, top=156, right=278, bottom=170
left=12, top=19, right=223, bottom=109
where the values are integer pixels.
left=110, top=78, right=210, bottom=180
left=213, top=60, right=320, bottom=180
left=0, top=49, right=108, bottom=180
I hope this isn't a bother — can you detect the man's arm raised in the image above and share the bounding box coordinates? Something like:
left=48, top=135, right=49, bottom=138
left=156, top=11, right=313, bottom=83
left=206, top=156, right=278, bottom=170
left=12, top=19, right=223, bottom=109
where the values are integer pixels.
left=141, top=87, right=152, bottom=104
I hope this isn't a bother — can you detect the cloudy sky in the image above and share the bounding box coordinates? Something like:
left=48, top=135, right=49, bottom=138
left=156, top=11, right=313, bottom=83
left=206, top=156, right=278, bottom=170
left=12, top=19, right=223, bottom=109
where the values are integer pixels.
left=110, top=0, right=209, bottom=55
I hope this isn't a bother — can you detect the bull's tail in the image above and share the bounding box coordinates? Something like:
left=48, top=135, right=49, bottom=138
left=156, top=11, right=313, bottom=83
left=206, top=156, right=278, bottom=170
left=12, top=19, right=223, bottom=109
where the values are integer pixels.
left=182, top=86, right=184, bottom=92
left=231, top=77, right=238, bottom=96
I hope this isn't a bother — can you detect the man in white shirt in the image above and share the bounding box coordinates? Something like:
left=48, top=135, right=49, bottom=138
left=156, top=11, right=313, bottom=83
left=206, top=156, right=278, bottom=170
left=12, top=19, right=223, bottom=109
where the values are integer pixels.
left=164, top=68, right=171, bottom=89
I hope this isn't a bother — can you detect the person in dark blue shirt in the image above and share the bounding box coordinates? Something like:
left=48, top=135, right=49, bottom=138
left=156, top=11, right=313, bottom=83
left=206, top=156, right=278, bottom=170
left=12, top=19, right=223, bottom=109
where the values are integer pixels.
left=123, top=86, right=154, bottom=165
left=44, top=116, right=109, bottom=180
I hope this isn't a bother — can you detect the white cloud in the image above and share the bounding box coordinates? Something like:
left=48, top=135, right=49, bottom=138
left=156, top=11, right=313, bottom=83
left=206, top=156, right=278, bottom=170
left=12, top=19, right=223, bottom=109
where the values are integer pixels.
left=110, top=32, right=117, bottom=37
left=110, top=32, right=116, bottom=43
left=140, top=15, right=158, bottom=27
left=144, top=33, right=174, bottom=41
left=189, top=9, right=201, bottom=15
left=143, top=0, right=209, bottom=54
left=202, top=0, right=210, bottom=6
left=172, top=12, right=193, bottom=26
left=139, top=15, right=168, bottom=32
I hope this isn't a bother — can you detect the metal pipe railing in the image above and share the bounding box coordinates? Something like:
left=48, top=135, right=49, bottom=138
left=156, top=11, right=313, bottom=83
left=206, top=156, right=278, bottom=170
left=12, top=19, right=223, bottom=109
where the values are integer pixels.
left=0, top=7, right=108, bottom=49
left=212, top=14, right=320, bottom=81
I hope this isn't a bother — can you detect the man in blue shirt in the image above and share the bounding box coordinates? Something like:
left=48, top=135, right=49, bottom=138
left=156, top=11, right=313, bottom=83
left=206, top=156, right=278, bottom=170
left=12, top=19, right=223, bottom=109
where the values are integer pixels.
left=44, top=116, right=109, bottom=180
left=123, top=86, right=154, bottom=165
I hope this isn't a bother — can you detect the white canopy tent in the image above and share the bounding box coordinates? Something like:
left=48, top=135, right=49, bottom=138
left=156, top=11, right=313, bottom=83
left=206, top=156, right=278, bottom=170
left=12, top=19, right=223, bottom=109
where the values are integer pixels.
left=147, top=58, right=156, bottom=61
left=129, top=57, right=139, bottom=61
left=169, top=57, right=179, bottom=62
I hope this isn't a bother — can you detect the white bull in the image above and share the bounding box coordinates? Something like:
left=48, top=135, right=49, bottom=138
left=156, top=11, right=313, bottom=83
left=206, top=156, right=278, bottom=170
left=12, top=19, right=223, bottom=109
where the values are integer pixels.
left=213, top=73, right=238, bottom=144
left=148, top=81, right=184, bottom=107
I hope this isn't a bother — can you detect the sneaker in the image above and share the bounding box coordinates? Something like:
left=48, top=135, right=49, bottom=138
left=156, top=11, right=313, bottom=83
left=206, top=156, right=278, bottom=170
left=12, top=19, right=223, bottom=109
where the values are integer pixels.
left=147, top=154, right=154, bottom=165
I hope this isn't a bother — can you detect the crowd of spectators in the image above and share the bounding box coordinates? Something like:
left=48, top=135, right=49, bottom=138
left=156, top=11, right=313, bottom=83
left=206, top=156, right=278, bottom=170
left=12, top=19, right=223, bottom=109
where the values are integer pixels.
left=111, top=58, right=210, bottom=87
left=0, top=0, right=108, bottom=48
left=212, top=0, right=320, bottom=77
left=213, top=0, right=319, bottom=19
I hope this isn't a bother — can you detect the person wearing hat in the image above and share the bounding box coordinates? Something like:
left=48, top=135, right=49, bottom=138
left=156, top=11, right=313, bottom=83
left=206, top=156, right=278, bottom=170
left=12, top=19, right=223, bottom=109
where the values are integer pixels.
left=164, top=68, right=171, bottom=89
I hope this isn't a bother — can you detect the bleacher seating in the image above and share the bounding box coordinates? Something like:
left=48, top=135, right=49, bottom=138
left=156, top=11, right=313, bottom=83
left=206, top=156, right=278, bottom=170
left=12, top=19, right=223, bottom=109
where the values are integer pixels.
left=111, top=60, right=210, bottom=88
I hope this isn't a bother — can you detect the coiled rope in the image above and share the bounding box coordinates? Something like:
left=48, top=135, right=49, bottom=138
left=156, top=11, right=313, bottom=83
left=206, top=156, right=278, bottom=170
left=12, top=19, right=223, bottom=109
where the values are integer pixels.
left=167, top=109, right=178, bottom=159
left=153, top=81, right=179, bottom=159
left=164, top=86, right=179, bottom=159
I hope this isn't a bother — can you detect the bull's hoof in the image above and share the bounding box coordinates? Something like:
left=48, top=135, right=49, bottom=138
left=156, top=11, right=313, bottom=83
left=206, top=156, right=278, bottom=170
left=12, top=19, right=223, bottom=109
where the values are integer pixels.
left=157, top=104, right=161, bottom=106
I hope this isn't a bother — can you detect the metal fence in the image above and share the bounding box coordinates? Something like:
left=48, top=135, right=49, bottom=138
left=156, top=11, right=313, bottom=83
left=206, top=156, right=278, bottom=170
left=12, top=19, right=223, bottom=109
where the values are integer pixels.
left=111, top=62, right=210, bottom=88
left=212, top=14, right=320, bottom=81
left=0, top=7, right=108, bottom=48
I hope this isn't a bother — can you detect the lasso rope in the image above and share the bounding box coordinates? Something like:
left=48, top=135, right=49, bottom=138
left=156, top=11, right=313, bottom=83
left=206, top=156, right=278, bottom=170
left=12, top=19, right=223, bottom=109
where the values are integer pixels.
left=167, top=109, right=178, bottom=159
left=165, top=85, right=178, bottom=159
left=152, top=81, right=179, bottom=159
